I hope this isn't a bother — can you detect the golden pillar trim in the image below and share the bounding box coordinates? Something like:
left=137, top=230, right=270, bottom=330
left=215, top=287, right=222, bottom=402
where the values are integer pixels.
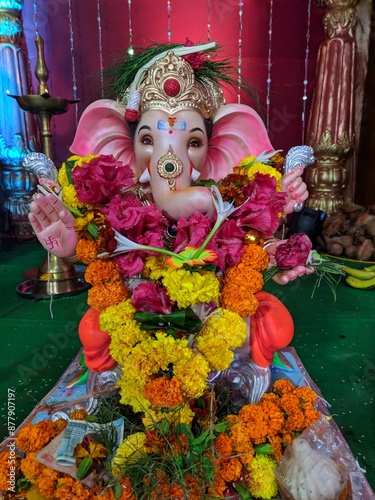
left=305, top=0, right=360, bottom=215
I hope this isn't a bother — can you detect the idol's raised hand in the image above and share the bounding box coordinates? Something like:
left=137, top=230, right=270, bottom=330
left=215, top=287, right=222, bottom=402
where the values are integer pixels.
left=28, top=193, right=78, bottom=259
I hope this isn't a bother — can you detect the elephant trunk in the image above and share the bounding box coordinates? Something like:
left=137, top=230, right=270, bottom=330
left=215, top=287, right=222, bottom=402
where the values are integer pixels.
left=146, top=147, right=215, bottom=221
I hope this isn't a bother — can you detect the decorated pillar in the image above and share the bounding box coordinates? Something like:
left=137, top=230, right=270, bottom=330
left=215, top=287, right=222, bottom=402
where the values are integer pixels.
left=0, top=0, right=40, bottom=236
left=305, top=0, right=359, bottom=214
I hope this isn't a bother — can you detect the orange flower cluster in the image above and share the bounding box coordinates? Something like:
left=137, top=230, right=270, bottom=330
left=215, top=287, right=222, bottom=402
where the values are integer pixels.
left=76, top=238, right=99, bottom=264
left=16, top=419, right=60, bottom=454
left=240, top=243, right=269, bottom=272
left=144, top=470, right=202, bottom=500
left=144, top=376, right=184, bottom=408
left=144, top=429, right=189, bottom=457
left=220, top=244, right=266, bottom=317
left=222, top=378, right=320, bottom=463
left=0, top=451, right=20, bottom=491
left=86, top=260, right=129, bottom=310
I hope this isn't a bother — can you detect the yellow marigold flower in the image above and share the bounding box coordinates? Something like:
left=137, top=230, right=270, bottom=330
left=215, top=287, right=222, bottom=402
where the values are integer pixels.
left=112, top=432, right=147, bottom=475
left=61, top=183, right=81, bottom=209
left=117, top=375, right=150, bottom=413
left=142, top=404, right=195, bottom=429
left=220, top=283, right=259, bottom=318
left=237, top=156, right=282, bottom=191
left=74, top=210, right=96, bottom=232
left=201, top=309, right=248, bottom=348
left=244, top=454, right=278, bottom=499
left=67, top=154, right=99, bottom=167
left=162, top=267, right=220, bottom=309
left=196, top=334, right=234, bottom=371
left=173, top=353, right=210, bottom=398
left=57, top=163, right=69, bottom=188
left=142, top=255, right=167, bottom=280
left=240, top=243, right=269, bottom=272
left=99, top=299, right=136, bottom=333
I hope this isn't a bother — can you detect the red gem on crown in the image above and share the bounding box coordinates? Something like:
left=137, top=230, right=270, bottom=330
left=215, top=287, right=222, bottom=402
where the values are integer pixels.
left=163, top=78, right=181, bottom=97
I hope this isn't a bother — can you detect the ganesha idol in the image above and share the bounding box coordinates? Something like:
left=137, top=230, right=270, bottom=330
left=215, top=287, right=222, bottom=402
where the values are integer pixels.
left=28, top=42, right=313, bottom=394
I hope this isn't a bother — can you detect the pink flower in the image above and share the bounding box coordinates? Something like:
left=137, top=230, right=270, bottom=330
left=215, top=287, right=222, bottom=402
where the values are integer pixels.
left=72, top=155, right=134, bottom=205
left=131, top=282, right=175, bottom=314
left=211, top=219, right=246, bottom=269
left=232, top=174, right=286, bottom=237
left=173, top=212, right=212, bottom=253
left=275, top=233, right=312, bottom=270
left=182, top=38, right=206, bottom=70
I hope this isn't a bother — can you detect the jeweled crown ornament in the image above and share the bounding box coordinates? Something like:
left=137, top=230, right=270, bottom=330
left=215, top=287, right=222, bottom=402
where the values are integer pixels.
left=123, top=42, right=225, bottom=122
left=137, top=51, right=224, bottom=119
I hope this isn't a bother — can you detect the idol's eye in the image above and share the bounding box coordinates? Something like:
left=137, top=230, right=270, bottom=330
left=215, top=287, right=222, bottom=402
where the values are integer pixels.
left=141, top=135, right=153, bottom=145
left=188, top=138, right=202, bottom=148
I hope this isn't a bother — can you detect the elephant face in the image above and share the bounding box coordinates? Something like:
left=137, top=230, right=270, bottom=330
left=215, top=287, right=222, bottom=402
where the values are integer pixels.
left=134, top=109, right=214, bottom=221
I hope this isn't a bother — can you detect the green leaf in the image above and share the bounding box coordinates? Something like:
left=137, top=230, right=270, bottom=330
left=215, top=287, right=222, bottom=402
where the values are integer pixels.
left=87, top=223, right=99, bottom=239
left=233, top=481, right=251, bottom=500
left=112, top=481, right=122, bottom=500
left=65, top=159, right=77, bottom=185
left=133, top=308, right=202, bottom=333
left=254, top=443, right=274, bottom=455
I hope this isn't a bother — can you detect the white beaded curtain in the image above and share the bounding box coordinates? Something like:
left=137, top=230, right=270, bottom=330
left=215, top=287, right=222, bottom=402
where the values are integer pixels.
left=22, top=0, right=325, bottom=165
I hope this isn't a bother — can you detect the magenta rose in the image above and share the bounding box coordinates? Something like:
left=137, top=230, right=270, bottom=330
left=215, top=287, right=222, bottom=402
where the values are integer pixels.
left=182, top=38, right=205, bottom=70
left=131, top=282, right=175, bottom=314
left=275, top=233, right=312, bottom=270
left=72, top=155, right=134, bottom=205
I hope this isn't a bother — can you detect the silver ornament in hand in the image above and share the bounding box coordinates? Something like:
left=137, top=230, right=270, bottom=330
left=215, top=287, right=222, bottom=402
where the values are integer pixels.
left=284, top=146, right=315, bottom=212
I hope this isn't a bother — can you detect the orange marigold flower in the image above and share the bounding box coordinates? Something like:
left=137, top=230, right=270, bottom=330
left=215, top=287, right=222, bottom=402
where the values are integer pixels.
left=293, top=385, right=318, bottom=408
left=76, top=238, right=99, bottom=264
left=84, top=259, right=121, bottom=286
left=258, top=400, right=285, bottom=437
left=218, top=457, right=242, bottom=482
left=16, top=420, right=58, bottom=453
left=144, top=376, right=184, bottom=408
left=260, top=391, right=283, bottom=408
left=53, top=418, right=68, bottom=434
left=224, top=264, right=264, bottom=294
left=0, top=451, right=21, bottom=491
left=69, top=408, right=88, bottom=420
left=273, top=378, right=295, bottom=395
left=35, top=467, right=61, bottom=498
left=220, top=283, right=259, bottom=318
left=228, top=421, right=254, bottom=456
left=303, top=407, right=320, bottom=428
left=209, top=475, right=227, bottom=498
left=20, top=451, right=44, bottom=481
left=214, top=433, right=233, bottom=458
left=240, top=243, right=269, bottom=272
left=268, top=435, right=283, bottom=462
left=87, top=281, right=129, bottom=311
left=54, top=475, right=93, bottom=499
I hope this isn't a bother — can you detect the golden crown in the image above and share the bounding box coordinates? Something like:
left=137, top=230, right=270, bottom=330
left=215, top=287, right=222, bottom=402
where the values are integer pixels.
left=136, top=51, right=224, bottom=120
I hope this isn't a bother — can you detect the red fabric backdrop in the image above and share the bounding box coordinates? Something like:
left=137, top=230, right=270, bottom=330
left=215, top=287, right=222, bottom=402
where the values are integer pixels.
left=21, top=0, right=325, bottom=165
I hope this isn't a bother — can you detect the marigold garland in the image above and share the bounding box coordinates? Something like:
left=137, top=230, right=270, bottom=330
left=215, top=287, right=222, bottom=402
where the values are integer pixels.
left=87, top=281, right=129, bottom=311
left=240, top=243, right=269, bottom=272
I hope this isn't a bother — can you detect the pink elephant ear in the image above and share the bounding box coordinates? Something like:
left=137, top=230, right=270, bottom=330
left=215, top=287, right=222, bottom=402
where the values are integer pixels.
left=202, top=103, right=274, bottom=181
left=69, top=99, right=140, bottom=177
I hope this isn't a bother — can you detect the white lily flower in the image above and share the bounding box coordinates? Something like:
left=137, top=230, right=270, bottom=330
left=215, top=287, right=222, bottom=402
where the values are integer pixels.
left=98, top=230, right=148, bottom=258
left=252, top=149, right=282, bottom=164
left=210, top=185, right=241, bottom=223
